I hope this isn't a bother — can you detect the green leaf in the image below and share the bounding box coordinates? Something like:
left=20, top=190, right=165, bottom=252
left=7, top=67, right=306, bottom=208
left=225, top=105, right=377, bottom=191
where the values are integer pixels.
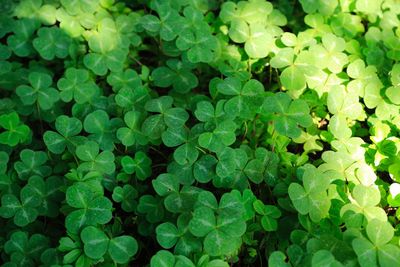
left=156, top=222, right=179, bottom=249
left=81, top=226, right=109, bottom=259
left=33, top=27, right=71, bottom=60
left=76, top=141, right=115, bottom=175
left=108, top=236, right=138, bottom=264
left=152, top=173, right=179, bottom=197
left=57, top=68, right=97, bottom=103
left=189, top=207, right=216, bottom=237
left=16, top=72, right=59, bottom=110
left=280, top=65, right=306, bottom=91
left=44, top=115, right=83, bottom=154
left=121, top=152, right=152, bottom=180
left=0, top=112, right=30, bottom=146
left=150, top=250, right=175, bottom=267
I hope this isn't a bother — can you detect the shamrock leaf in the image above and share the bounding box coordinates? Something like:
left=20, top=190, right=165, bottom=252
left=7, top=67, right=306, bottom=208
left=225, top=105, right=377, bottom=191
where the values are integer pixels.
left=83, top=110, right=121, bottom=151
left=198, top=120, right=237, bottom=153
left=137, top=195, right=165, bottom=224
left=14, top=149, right=51, bottom=180
left=116, top=111, right=148, bottom=147
left=308, top=33, right=348, bottom=73
left=4, top=232, right=49, bottom=266
left=16, top=72, right=59, bottom=110
left=217, top=77, right=264, bottom=119
left=253, top=199, right=282, bottom=231
left=83, top=48, right=129, bottom=76
left=341, top=184, right=386, bottom=227
left=156, top=214, right=202, bottom=256
left=43, top=115, right=85, bottom=154
left=352, top=220, right=400, bottom=266
left=270, top=48, right=317, bottom=91
left=108, top=236, right=138, bottom=264
left=65, top=183, right=113, bottom=234
left=121, top=151, right=152, bottom=180
left=288, top=166, right=331, bottom=222
left=141, top=2, right=185, bottom=41
left=57, top=68, right=98, bottom=104
left=0, top=186, right=41, bottom=226
left=76, top=141, right=116, bottom=175
left=142, top=96, right=189, bottom=140
left=189, top=191, right=246, bottom=256
left=153, top=173, right=201, bottom=213
left=327, top=85, right=364, bottom=120
left=220, top=1, right=278, bottom=58
left=112, top=185, right=138, bottom=212
left=312, top=250, right=344, bottom=267
left=32, top=26, right=71, bottom=60
left=107, top=69, right=141, bottom=92
left=115, top=84, right=150, bottom=109
left=0, top=112, right=30, bottom=146
left=7, top=18, right=40, bottom=57
left=80, top=226, right=109, bottom=259
left=23, top=175, right=64, bottom=218
left=262, top=92, right=313, bottom=138
left=193, top=154, right=218, bottom=183
left=162, top=126, right=199, bottom=166
left=81, top=226, right=138, bottom=264
left=151, top=58, right=198, bottom=93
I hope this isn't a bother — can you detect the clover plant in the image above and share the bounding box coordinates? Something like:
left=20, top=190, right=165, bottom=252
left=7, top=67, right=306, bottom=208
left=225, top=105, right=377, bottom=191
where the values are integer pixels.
left=2, top=0, right=400, bottom=266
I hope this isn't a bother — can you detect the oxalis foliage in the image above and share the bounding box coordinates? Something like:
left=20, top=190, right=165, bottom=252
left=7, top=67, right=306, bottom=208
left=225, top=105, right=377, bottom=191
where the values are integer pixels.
left=1, top=0, right=400, bottom=266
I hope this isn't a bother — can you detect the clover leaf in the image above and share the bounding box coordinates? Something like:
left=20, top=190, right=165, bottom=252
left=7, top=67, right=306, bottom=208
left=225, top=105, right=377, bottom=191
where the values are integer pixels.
left=308, top=33, right=348, bottom=73
left=198, top=120, right=237, bottom=153
left=112, top=185, right=138, bottom=212
left=33, top=26, right=71, bottom=60
left=151, top=58, right=198, bottom=93
left=352, top=220, right=400, bottom=266
left=116, top=111, right=148, bottom=147
left=142, top=96, right=189, bottom=140
left=176, top=28, right=218, bottom=63
left=156, top=213, right=202, bottom=256
left=262, top=92, right=313, bottom=138
left=23, top=175, right=64, bottom=217
left=189, top=191, right=246, bottom=256
left=0, top=186, right=41, bottom=226
left=193, top=154, right=218, bottom=183
left=121, top=151, right=152, bottom=180
left=76, top=141, right=115, bottom=175
left=14, top=149, right=51, bottom=180
left=81, top=226, right=138, bottom=264
left=340, top=184, right=386, bottom=227
left=217, top=77, right=264, bottom=118
left=253, top=199, right=282, bottom=231
left=83, top=110, right=121, bottom=151
left=16, top=72, right=59, bottom=110
left=7, top=18, right=40, bottom=57
left=81, top=226, right=109, bottom=259
left=162, top=126, right=199, bottom=166
left=142, top=2, right=185, bottom=41
left=57, top=68, right=98, bottom=104
left=107, top=69, right=141, bottom=92
left=152, top=173, right=201, bottom=213
left=137, top=195, right=165, bottom=224
left=83, top=48, right=128, bottom=76
left=43, top=115, right=85, bottom=154
left=4, top=231, right=49, bottom=266
left=288, top=166, right=331, bottom=222
left=65, top=183, right=113, bottom=234
left=0, top=112, right=30, bottom=146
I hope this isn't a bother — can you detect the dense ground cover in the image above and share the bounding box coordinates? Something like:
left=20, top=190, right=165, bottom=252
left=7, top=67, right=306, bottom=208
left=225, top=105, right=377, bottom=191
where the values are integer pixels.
left=1, top=0, right=400, bottom=266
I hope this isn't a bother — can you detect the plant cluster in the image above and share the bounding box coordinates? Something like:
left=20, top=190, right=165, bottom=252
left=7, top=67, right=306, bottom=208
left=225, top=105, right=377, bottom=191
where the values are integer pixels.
left=1, top=0, right=400, bottom=266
